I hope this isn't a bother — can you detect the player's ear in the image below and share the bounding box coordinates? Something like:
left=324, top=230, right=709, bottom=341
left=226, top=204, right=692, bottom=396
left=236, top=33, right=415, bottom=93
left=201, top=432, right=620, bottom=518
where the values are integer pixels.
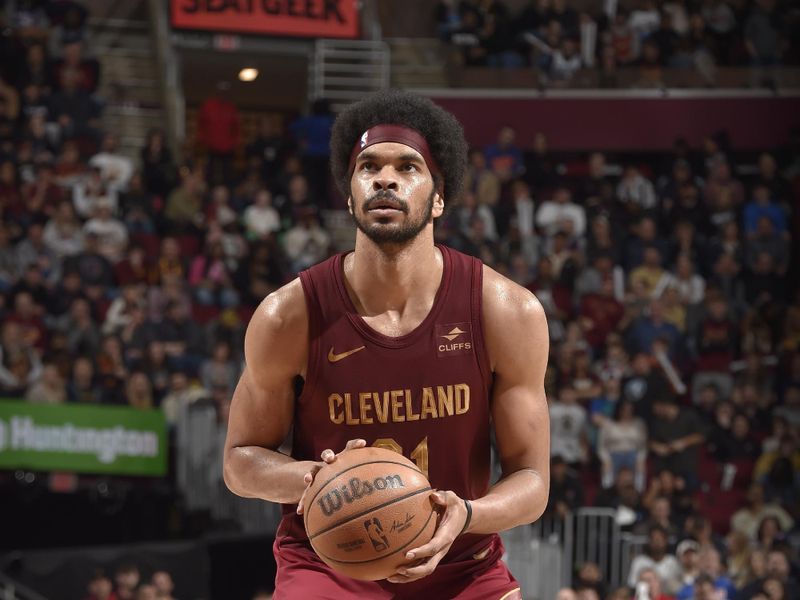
left=347, top=196, right=353, bottom=215
left=432, top=190, right=444, bottom=218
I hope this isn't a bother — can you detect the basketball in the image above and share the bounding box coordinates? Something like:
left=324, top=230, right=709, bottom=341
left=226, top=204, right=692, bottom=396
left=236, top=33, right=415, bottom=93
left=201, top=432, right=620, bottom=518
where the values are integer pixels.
left=303, top=446, right=438, bottom=581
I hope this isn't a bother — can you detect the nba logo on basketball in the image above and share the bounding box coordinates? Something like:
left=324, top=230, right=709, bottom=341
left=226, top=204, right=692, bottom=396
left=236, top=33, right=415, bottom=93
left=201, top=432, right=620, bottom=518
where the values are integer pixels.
left=436, top=322, right=473, bottom=357
left=363, top=517, right=390, bottom=552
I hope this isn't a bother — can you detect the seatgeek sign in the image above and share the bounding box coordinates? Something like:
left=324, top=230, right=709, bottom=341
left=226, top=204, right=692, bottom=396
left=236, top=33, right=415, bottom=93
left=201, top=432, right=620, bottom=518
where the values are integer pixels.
left=0, top=402, right=167, bottom=476
left=171, top=0, right=360, bottom=39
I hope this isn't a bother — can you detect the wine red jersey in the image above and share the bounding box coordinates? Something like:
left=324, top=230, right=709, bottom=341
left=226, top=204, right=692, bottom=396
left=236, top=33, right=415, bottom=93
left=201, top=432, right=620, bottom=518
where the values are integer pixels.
left=275, top=244, right=500, bottom=566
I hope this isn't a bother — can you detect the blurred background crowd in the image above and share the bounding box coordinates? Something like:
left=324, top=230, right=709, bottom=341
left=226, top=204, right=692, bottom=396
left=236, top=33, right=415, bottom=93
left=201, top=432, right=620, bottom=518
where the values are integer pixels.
left=0, top=1, right=798, bottom=599
left=436, top=0, right=800, bottom=87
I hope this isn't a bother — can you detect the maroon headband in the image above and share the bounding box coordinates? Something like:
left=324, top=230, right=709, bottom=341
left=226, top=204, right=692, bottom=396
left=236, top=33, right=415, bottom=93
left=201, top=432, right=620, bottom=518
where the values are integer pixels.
left=348, top=124, right=442, bottom=184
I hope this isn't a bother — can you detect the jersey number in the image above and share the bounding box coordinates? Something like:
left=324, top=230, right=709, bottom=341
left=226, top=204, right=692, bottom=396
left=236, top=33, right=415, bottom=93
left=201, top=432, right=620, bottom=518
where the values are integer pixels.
left=372, top=437, right=429, bottom=478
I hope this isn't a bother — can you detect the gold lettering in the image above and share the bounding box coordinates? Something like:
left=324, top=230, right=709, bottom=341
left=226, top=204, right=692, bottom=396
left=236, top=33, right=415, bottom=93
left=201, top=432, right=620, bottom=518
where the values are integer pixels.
left=437, top=385, right=454, bottom=417
left=344, top=393, right=359, bottom=425
left=374, top=392, right=389, bottom=423
left=329, top=394, right=344, bottom=424
left=438, top=345, right=446, bottom=352
left=455, top=383, right=470, bottom=414
left=359, top=392, right=374, bottom=424
left=404, top=389, right=420, bottom=421
left=421, top=387, right=438, bottom=419
left=391, top=390, right=405, bottom=422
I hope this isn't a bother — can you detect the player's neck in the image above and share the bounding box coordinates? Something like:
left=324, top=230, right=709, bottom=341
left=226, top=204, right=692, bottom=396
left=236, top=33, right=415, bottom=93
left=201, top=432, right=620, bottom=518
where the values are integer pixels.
left=346, top=232, right=442, bottom=314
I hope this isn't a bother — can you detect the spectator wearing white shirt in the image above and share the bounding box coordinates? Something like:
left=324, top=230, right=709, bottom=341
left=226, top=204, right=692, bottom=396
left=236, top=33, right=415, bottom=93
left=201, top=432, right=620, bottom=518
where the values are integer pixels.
left=510, top=179, right=537, bottom=265
left=657, top=253, right=705, bottom=305
left=82, top=199, right=128, bottom=263
left=628, top=525, right=683, bottom=595
left=550, top=37, right=583, bottom=81
left=243, top=188, right=281, bottom=239
left=549, top=387, right=589, bottom=466
left=73, top=167, right=118, bottom=219
left=43, top=200, right=84, bottom=259
left=283, top=208, right=331, bottom=273
left=536, top=187, right=586, bottom=238
left=89, top=132, right=134, bottom=191
left=617, top=164, right=657, bottom=211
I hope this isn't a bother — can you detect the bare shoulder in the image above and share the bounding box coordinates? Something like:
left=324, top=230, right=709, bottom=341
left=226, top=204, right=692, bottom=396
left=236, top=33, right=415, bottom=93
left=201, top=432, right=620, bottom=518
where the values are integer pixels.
left=245, top=278, right=309, bottom=382
left=481, top=264, right=549, bottom=373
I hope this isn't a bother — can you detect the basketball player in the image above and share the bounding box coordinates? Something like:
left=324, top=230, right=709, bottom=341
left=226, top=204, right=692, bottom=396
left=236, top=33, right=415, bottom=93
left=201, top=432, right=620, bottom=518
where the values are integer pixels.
left=223, top=90, right=550, bottom=599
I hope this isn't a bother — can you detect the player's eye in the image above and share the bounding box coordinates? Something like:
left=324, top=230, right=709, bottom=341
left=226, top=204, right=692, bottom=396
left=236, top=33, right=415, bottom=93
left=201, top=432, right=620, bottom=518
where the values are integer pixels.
left=361, top=162, right=376, bottom=171
left=401, top=163, right=417, bottom=172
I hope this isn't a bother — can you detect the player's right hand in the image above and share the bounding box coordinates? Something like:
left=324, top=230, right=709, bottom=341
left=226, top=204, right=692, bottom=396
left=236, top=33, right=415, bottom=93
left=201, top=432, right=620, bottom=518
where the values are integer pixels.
left=296, top=438, right=367, bottom=515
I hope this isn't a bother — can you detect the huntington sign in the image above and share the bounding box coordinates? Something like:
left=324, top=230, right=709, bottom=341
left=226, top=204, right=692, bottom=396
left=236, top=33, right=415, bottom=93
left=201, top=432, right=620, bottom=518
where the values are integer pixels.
left=0, top=402, right=167, bottom=476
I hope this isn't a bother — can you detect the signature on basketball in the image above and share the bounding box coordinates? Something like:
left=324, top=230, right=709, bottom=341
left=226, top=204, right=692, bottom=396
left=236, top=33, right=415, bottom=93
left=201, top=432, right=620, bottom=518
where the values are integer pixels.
left=389, top=512, right=415, bottom=534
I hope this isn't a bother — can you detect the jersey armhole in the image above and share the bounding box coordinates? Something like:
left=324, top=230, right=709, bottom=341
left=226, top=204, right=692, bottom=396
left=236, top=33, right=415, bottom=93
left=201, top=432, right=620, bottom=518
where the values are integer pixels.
left=471, top=260, right=493, bottom=393
left=298, top=270, right=321, bottom=404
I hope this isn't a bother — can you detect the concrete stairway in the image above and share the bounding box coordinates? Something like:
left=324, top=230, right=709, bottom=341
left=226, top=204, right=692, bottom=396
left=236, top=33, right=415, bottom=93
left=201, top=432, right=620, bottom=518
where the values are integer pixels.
left=87, top=1, right=166, bottom=160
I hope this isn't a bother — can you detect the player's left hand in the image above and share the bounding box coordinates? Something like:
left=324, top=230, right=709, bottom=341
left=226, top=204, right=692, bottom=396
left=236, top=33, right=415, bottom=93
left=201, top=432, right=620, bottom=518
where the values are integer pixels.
left=386, top=490, right=468, bottom=584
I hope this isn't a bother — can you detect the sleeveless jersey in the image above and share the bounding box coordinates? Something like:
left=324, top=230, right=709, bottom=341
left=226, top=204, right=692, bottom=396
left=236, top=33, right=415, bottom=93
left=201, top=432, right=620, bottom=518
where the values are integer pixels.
left=275, top=244, right=500, bottom=564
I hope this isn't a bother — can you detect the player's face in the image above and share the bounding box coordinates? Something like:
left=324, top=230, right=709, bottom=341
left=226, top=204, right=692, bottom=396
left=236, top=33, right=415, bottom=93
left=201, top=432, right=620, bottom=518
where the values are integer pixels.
left=349, top=142, right=443, bottom=245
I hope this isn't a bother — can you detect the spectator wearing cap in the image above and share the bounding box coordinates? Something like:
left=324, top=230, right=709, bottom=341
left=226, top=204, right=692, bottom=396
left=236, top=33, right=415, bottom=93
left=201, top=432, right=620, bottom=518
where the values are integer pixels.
left=673, top=539, right=701, bottom=596
left=628, top=525, right=683, bottom=595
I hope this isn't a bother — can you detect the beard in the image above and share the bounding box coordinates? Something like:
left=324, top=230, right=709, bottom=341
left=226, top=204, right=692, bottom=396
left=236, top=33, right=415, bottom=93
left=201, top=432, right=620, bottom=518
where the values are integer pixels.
left=350, top=188, right=435, bottom=245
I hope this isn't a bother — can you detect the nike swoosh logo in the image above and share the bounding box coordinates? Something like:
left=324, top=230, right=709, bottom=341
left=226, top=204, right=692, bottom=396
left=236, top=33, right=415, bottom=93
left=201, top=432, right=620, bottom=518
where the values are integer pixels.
left=327, top=345, right=366, bottom=363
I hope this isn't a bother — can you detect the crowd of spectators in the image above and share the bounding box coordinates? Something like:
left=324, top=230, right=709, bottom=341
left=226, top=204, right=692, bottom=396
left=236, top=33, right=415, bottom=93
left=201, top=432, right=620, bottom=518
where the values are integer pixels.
left=465, top=125, right=799, bottom=598
left=436, top=0, right=800, bottom=87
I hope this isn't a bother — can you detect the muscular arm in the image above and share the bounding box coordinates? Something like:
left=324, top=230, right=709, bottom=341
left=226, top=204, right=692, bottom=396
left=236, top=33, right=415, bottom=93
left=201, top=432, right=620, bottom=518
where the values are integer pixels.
left=222, top=279, right=316, bottom=504
left=466, top=267, right=551, bottom=534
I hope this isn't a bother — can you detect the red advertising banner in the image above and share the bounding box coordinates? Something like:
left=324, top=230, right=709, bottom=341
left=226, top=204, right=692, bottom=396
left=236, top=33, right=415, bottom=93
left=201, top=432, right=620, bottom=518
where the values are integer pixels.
left=171, top=0, right=360, bottom=39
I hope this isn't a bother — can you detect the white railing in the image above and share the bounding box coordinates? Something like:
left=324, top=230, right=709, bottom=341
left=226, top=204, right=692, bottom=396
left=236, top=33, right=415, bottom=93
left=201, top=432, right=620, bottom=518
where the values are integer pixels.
left=311, top=39, right=390, bottom=111
left=0, top=573, right=48, bottom=600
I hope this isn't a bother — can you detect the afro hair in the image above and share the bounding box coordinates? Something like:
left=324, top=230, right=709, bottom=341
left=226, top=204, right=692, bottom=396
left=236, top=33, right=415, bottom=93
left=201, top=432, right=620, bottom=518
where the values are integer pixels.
left=330, top=89, right=468, bottom=203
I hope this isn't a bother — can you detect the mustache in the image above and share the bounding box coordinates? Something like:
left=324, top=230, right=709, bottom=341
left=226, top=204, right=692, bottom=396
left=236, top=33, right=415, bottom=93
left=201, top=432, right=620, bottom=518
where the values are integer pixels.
left=362, top=191, right=409, bottom=213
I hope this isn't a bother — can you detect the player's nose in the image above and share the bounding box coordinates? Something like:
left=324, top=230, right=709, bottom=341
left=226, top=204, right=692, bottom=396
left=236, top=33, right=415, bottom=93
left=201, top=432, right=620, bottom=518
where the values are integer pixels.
left=372, top=167, right=399, bottom=191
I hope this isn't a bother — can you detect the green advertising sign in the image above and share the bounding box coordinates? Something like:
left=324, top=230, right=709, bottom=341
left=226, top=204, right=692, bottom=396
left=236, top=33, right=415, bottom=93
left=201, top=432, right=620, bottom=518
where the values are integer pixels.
left=0, top=401, right=167, bottom=476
